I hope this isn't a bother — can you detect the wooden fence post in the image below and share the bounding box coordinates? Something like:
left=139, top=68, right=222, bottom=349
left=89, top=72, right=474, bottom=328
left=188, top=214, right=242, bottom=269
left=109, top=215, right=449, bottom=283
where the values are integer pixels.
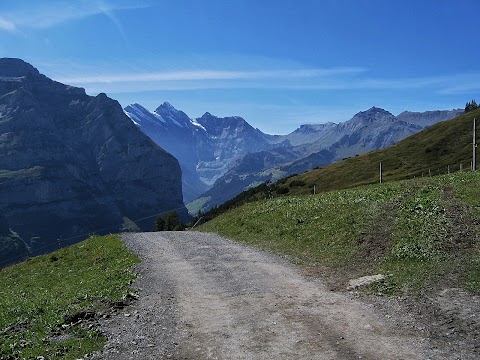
left=474, top=118, right=477, bottom=171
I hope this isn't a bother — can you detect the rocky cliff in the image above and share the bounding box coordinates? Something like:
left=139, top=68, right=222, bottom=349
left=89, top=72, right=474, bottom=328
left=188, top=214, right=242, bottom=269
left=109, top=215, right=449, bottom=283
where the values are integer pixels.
left=0, top=58, right=185, bottom=266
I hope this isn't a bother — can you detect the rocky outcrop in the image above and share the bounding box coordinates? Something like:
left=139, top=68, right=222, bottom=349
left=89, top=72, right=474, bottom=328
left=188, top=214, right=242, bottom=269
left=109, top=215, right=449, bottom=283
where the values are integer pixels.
left=0, top=58, right=185, bottom=265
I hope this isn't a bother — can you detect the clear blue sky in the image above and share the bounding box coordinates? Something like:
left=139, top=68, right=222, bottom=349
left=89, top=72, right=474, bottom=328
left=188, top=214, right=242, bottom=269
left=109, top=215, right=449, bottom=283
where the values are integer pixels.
left=1, top=0, right=479, bottom=134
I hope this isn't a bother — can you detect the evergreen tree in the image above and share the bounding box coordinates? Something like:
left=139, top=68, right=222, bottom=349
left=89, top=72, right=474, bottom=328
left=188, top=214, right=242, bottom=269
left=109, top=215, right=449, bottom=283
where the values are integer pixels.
left=465, top=99, right=479, bottom=113
left=154, top=216, right=165, bottom=231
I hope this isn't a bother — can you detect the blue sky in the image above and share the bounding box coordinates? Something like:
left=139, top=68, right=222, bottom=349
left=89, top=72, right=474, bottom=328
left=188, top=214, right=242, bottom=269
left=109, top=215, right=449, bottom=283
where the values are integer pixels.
left=1, top=0, right=479, bottom=134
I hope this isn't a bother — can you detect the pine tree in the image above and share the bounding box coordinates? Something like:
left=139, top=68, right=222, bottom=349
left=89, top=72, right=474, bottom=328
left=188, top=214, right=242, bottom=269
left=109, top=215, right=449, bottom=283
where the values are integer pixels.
left=154, top=216, right=165, bottom=231
left=465, top=99, right=479, bottom=113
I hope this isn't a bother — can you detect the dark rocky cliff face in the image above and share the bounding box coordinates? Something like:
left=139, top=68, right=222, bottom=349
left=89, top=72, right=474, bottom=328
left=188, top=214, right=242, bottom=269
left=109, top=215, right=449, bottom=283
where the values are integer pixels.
left=0, top=58, right=185, bottom=265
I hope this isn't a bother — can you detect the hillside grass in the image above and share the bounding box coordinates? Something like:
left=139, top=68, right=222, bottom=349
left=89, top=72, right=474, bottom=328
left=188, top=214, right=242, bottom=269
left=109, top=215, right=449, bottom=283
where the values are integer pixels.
left=199, top=109, right=480, bottom=224
left=200, top=172, right=480, bottom=295
left=0, top=234, right=139, bottom=359
left=285, top=108, right=480, bottom=196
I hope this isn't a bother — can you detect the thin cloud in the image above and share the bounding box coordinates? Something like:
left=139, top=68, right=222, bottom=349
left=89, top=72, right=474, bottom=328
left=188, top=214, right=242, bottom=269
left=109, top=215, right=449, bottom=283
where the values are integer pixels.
left=97, top=2, right=128, bottom=43
left=1, top=0, right=151, bottom=29
left=57, top=67, right=366, bottom=84
left=48, top=60, right=480, bottom=96
left=57, top=71, right=478, bottom=99
left=0, top=17, right=16, bottom=32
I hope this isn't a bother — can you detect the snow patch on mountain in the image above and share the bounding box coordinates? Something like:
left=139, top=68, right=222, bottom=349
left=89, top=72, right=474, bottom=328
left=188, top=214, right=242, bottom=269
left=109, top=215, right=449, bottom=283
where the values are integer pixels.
left=191, top=118, right=207, bottom=132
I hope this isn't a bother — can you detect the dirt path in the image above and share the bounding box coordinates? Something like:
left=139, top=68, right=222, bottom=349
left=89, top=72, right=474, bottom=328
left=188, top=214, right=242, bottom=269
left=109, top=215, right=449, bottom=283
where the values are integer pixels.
left=94, top=232, right=442, bottom=359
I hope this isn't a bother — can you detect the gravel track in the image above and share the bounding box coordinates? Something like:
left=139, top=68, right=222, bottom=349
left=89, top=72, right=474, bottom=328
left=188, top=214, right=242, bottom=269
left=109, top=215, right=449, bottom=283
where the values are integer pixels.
left=93, top=231, right=441, bottom=359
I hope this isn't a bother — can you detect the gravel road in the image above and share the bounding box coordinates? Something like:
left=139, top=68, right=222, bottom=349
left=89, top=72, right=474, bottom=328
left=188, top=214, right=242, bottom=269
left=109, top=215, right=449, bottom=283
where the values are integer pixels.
left=93, top=231, right=439, bottom=359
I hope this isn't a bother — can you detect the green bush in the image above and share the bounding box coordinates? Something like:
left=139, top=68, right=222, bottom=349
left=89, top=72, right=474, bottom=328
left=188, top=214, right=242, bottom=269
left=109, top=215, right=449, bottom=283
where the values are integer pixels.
left=289, top=180, right=306, bottom=187
left=154, top=211, right=185, bottom=231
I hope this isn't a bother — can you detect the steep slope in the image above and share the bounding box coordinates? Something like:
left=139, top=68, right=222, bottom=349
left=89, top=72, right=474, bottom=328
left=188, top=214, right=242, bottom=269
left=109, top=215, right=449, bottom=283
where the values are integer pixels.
left=290, top=107, right=479, bottom=194
left=0, top=58, right=185, bottom=266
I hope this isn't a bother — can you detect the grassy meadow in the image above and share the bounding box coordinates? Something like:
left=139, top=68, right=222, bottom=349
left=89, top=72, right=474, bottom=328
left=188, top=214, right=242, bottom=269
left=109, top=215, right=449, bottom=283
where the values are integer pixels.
left=201, top=172, right=480, bottom=295
left=0, top=234, right=139, bottom=359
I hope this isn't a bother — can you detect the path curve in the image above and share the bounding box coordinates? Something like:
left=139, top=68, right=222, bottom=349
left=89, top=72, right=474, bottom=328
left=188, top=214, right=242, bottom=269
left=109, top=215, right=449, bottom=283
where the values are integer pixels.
left=95, top=231, right=434, bottom=359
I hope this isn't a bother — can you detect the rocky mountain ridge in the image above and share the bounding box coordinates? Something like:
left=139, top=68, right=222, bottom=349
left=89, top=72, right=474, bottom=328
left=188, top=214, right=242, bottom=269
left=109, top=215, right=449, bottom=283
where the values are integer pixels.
left=125, top=103, right=280, bottom=202
left=125, top=102, right=462, bottom=212
left=0, top=58, right=185, bottom=266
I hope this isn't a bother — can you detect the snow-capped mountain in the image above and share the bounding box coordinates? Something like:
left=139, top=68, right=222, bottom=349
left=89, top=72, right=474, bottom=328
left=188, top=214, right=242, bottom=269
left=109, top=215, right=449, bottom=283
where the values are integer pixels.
left=124, top=103, right=279, bottom=202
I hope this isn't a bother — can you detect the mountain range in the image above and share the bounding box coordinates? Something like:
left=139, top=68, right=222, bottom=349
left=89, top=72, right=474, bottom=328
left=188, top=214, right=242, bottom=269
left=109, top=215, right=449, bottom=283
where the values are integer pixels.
left=125, top=103, right=462, bottom=212
left=0, top=57, right=465, bottom=268
left=124, top=103, right=280, bottom=202
left=0, top=58, right=185, bottom=266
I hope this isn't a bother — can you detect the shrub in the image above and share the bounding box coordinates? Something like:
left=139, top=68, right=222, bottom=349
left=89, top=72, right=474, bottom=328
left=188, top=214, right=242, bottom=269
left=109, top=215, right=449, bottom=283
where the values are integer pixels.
left=276, top=186, right=290, bottom=194
left=289, top=180, right=306, bottom=187
left=154, top=211, right=185, bottom=231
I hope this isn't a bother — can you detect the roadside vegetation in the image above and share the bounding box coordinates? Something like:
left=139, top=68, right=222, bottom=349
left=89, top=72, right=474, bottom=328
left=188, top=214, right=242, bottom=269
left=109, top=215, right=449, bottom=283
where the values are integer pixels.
left=0, top=234, right=139, bottom=359
left=200, top=172, right=480, bottom=295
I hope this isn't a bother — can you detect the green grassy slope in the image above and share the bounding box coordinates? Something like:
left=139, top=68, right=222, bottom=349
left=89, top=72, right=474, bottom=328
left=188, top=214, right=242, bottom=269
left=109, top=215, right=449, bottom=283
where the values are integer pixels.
left=287, top=107, right=480, bottom=195
left=200, top=172, right=480, bottom=295
left=0, top=234, right=139, bottom=359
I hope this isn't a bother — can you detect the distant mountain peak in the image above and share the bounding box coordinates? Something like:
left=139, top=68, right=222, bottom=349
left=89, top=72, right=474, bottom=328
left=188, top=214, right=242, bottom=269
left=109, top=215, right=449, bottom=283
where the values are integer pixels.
left=157, top=101, right=177, bottom=111
left=364, top=106, right=391, bottom=114
left=0, top=58, right=40, bottom=77
left=201, top=112, right=214, bottom=118
left=349, top=107, right=395, bottom=125
left=156, top=101, right=179, bottom=113
left=154, top=102, right=193, bottom=130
